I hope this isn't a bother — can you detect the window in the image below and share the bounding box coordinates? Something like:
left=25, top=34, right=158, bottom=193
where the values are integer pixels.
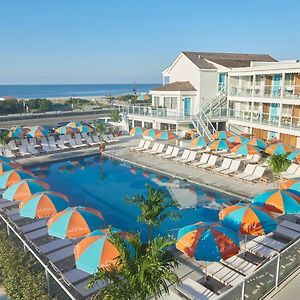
left=163, top=97, right=177, bottom=109
left=163, top=76, right=170, bottom=85
left=153, top=96, right=159, bottom=107
left=285, top=73, right=295, bottom=85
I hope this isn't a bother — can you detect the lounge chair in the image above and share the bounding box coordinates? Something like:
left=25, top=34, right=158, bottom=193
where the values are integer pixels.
left=48, top=137, right=60, bottom=151
left=39, top=239, right=72, bottom=255
left=20, top=220, right=47, bottom=233
left=143, top=142, right=159, bottom=154
left=84, top=135, right=98, bottom=146
left=176, top=278, right=218, bottom=300
left=57, top=139, right=69, bottom=150
left=107, top=134, right=119, bottom=143
left=75, top=136, right=87, bottom=148
left=282, top=163, right=300, bottom=179
left=157, top=146, right=173, bottom=158
left=149, top=144, right=165, bottom=155
left=246, top=240, right=278, bottom=258
left=130, top=140, right=145, bottom=151
left=198, top=155, right=218, bottom=169
left=221, top=255, right=258, bottom=276
left=29, top=137, right=38, bottom=146
left=46, top=245, right=74, bottom=263
left=279, top=220, right=300, bottom=233
left=63, top=268, right=91, bottom=285
left=253, top=236, right=287, bottom=252
left=18, top=145, right=31, bottom=156
left=222, top=153, right=243, bottom=159
left=220, top=160, right=241, bottom=175
left=8, top=140, right=18, bottom=151
left=27, top=145, right=39, bottom=155
left=74, top=278, right=106, bottom=298
left=243, top=166, right=266, bottom=183
left=173, top=149, right=191, bottom=162
left=3, top=147, right=16, bottom=158
left=41, top=142, right=53, bottom=153
left=163, top=147, right=180, bottom=159
left=191, top=153, right=210, bottom=167
left=275, top=225, right=300, bottom=241
left=91, top=134, right=102, bottom=145
left=212, top=158, right=232, bottom=173
left=250, top=154, right=261, bottom=164
left=233, top=164, right=256, bottom=179
left=179, top=151, right=197, bottom=164
left=21, top=139, right=29, bottom=146
left=161, top=290, right=183, bottom=300
left=26, top=228, right=48, bottom=241
left=135, top=141, right=151, bottom=152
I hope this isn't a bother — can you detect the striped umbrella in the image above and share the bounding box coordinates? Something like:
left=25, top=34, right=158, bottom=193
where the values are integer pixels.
left=8, top=128, right=24, bottom=139
left=137, top=94, right=151, bottom=101
left=227, top=135, right=248, bottom=144
left=189, top=136, right=208, bottom=148
left=279, top=179, right=300, bottom=192
left=129, top=127, right=145, bottom=136
left=47, top=206, right=105, bottom=239
left=19, top=191, right=69, bottom=219
left=252, top=189, right=300, bottom=214
left=55, top=126, right=74, bottom=135
left=287, top=150, right=300, bottom=162
left=27, top=125, right=49, bottom=138
left=265, top=143, right=293, bottom=155
left=246, top=138, right=267, bottom=149
left=0, top=156, right=11, bottom=163
left=77, top=125, right=93, bottom=133
left=3, top=179, right=49, bottom=201
left=156, top=131, right=177, bottom=140
left=66, top=122, right=81, bottom=129
left=0, top=162, right=21, bottom=175
left=231, top=144, right=260, bottom=156
left=209, top=140, right=233, bottom=151
left=211, top=131, right=232, bottom=140
left=219, top=203, right=276, bottom=236
left=142, top=129, right=160, bottom=139
left=0, top=170, right=34, bottom=189
left=10, top=126, right=24, bottom=135
left=74, top=228, right=131, bottom=274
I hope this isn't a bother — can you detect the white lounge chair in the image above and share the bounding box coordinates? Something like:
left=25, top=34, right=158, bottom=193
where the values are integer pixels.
left=243, top=166, right=265, bottom=182
left=191, top=153, right=210, bottom=167
left=135, top=141, right=151, bottom=152
left=199, top=155, right=218, bottom=169
left=107, top=134, right=119, bottom=143
left=18, top=145, right=31, bottom=156
left=212, top=158, right=232, bottom=173
left=253, top=236, right=287, bottom=252
left=221, top=160, right=241, bottom=175
left=179, top=151, right=197, bottom=164
left=157, top=146, right=173, bottom=158
left=91, top=134, right=102, bottom=145
left=75, top=136, right=87, bottom=148
left=27, top=145, right=39, bottom=155
left=234, top=164, right=256, bottom=179
left=21, top=139, right=29, bottom=146
left=2, top=147, right=15, bottom=158
left=221, top=256, right=257, bottom=276
left=282, top=163, right=300, bottom=179
left=246, top=240, right=278, bottom=258
left=130, top=140, right=145, bottom=151
left=41, top=141, right=53, bottom=153
left=29, top=137, right=38, bottom=146
left=149, top=144, right=165, bottom=155
left=57, top=139, right=69, bottom=150
left=163, top=147, right=180, bottom=159
left=173, top=149, right=191, bottom=162
left=85, top=135, right=98, bottom=146
left=8, top=140, right=18, bottom=151
left=144, top=142, right=159, bottom=154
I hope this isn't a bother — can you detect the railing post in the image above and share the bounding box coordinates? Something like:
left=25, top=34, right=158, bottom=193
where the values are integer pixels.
left=275, top=254, right=280, bottom=288
left=241, top=279, right=245, bottom=300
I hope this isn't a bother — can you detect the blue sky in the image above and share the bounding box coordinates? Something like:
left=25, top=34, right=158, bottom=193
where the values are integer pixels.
left=1, top=0, right=300, bottom=84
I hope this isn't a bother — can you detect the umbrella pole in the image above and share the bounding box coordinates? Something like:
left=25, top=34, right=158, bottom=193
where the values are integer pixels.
left=205, top=261, right=207, bottom=282
left=244, top=235, right=247, bottom=256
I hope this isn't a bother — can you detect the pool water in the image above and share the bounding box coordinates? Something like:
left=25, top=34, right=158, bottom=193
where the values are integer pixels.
left=28, top=155, right=242, bottom=239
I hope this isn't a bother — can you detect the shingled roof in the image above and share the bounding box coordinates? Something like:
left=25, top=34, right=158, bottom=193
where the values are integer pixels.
left=182, top=52, right=277, bottom=69
left=151, top=81, right=196, bottom=92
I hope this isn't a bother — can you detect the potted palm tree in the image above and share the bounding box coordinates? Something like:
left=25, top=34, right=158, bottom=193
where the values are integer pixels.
left=0, top=131, right=10, bottom=156
left=96, top=123, right=107, bottom=153
left=267, top=153, right=291, bottom=186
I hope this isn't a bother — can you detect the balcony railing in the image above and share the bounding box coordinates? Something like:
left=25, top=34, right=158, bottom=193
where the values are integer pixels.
left=228, top=109, right=300, bottom=131
left=229, top=85, right=300, bottom=99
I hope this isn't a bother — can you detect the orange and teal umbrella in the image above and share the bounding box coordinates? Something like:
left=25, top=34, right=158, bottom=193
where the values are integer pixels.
left=156, top=131, right=177, bottom=140
left=279, top=179, right=300, bottom=192
left=227, top=135, right=248, bottom=144
left=66, top=122, right=81, bottom=129
left=0, top=170, right=34, bottom=189
left=212, top=131, right=232, bottom=140
left=2, top=179, right=49, bottom=201
left=265, top=143, right=293, bottom=155
left=47, top=206, right=105, bottom=239
left=129, top=127, right=145, bottom=136
left=219, top=203, right=276, bottom=236
left=0, top=162, right=21, bottom=175
left=137, top=94, right=151, bottom=102
left=55, top=126, right=74, bottom=135
left=77, top=125, right=93, bottom=133
left=8, top=127, right=24, bottom=139
left=209, top=140, right=233, bottom=151
left=74, top=228, right=132, bottom=274
left=176, top=222, right=239, bottom=262
left=142, top=129, right=160, bottom=139
left=0, top=156, right=11, bottom=163
left=252, top=189, right=300, bottom=214
left=231, top=144, right=260, bottom=156
left=19, top=191, right=69, bottom=219
left=246, top=138, right=267, bottom=149
left=189, top=136, right=208, bottom=148
left=27, top=125, right=49, bottom=138
left=287, top=150, right=300, bottom=162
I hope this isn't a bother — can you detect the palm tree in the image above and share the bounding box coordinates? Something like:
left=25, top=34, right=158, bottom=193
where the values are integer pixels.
left=87, top=231, right=180, bottom=300
left=95, top=123, right=107, bottom=141
left=110, top=109, right=121, bottom=123
left=267, top=153, right=291, bottom=180
left=125, top=185, right=181, bottom=241
left=0, top=132, right=10, bottom=156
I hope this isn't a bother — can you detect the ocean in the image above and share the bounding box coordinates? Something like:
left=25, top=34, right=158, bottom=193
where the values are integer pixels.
left=0, top=84, right=159, bottom=99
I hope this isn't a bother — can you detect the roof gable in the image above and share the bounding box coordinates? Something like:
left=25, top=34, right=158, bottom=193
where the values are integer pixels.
left=151, top=81, right=196, bottom=92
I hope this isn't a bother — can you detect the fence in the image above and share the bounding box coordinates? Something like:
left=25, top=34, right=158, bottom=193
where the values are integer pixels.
left=218, top=238, right=300, bottom=300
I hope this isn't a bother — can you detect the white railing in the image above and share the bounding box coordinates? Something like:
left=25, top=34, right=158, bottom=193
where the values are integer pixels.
left=218, top=238, right=300, bottom=300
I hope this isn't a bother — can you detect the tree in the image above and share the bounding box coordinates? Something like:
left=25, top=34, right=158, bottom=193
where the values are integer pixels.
left=125, top=185, right=181, bottom=241
left=0, top=131, right=10, bottom=155
left=267, top=154, right=291, bottom=180
left=95, top=123, right=107, bottom=141
left=110, top=110, right=121, bottom=123
left=87, top=231, right=180, bottom=300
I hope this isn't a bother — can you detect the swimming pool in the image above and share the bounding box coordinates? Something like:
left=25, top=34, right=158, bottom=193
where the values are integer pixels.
left=28, top=155, right=242, bottom=239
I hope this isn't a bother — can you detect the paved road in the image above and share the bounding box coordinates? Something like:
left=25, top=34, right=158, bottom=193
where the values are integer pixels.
left=0, top=112, right=110, bottom=128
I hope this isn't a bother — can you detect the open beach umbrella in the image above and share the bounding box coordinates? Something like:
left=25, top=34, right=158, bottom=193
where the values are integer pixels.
left=19, top=191, right=69, bottom=219
left=47, top=206, right=105, bottom=239
left=142, top=129, right=160, bottom=139
left=227, top=135, right=248, bottom=144
left=129, top=127, right=145, bottom=136
left=287, top=150, right=300, bottom=162
left=156, top=131, right=177, bottom=140
left=27, top=125, right=49, bottom=138
left=8, top=127, right=24, bottom=139
left=74, top=228, right=131, bottom=274
left=77, top=125, right=93, bottom=133
left=231, top=144, right=260, bottom=156
left=2, top=179, right=49, bottom=201
left=0, top=156, right=11, bottom=163
left=279, top=179, right=300, bottom=192
left=176, top=222, right=239, bottom=277
left=66, top=122, right=81, bottom=129
left=189, top=136, right=208, bottom=148
left=137, top=94, right=151, bottom=102
left=0, top=170, right=34, bottom=189
left=246, top=138, right=267, bottom=150
left=0, top=162, right=21, bottom=175
left=209, top=140, right=233, bottom=151
left=211, top=131, right=232, bottom=140
left=265, top=143, right=293, bottom=155
left=252, top=189, right=300, bottom=214
left=55, top=126, right=74, bottom=135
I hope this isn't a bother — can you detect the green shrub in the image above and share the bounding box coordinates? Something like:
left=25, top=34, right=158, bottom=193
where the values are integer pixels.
left=0, top=229, right=48, bottom=300
left=267, top=154, right=291, bottom=180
